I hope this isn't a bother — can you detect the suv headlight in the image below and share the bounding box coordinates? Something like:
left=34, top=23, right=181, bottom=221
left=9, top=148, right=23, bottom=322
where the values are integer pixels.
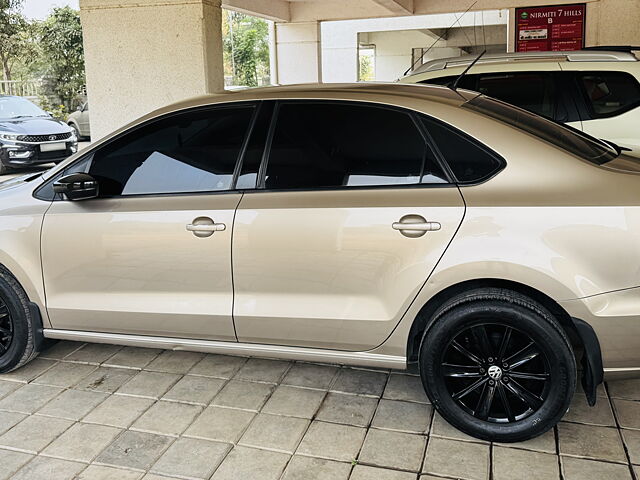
left=0, top=132, right=19, bottom=141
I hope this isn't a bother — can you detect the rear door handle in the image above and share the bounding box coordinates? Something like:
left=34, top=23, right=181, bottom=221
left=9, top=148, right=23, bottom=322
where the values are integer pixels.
left=392, top=215, right=441, bottom=238
left=392, top=222, right=441, bottom=232
left=187, top=217, right=226, bottom=238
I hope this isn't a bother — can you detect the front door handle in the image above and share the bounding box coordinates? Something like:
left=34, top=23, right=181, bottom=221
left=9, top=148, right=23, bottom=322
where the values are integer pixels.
left=392, top=215, right=441, bottom=238
left=186, top=217, right=226, bottom=238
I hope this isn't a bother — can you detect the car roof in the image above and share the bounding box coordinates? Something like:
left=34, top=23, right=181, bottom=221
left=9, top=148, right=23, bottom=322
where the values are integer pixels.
left=406, top=49, right=639, bottom=76
left=150, top=82, right=474, bottom=117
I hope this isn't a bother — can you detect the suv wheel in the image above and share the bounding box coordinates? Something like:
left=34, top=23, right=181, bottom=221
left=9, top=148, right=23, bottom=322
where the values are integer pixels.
left=0, top=267, right=39, bottom=372
left=419, top=288, right=576, bottom=442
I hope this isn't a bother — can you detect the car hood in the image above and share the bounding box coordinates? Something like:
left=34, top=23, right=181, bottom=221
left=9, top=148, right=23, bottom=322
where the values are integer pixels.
left=0, top=116, right=71, bottom=135
left=0, top=171, right=45, bottom=193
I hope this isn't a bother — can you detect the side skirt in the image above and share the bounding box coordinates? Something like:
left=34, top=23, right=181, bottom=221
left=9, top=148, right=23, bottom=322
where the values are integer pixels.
left=43, top=329, right=407, bottom=370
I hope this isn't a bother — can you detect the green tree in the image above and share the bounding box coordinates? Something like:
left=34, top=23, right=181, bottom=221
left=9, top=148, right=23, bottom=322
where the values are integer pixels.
left=0, top=0, right=33, bottom=81
left=38, top=6, right=85, bottom=109
left=223, top=11, right=269, bottom=87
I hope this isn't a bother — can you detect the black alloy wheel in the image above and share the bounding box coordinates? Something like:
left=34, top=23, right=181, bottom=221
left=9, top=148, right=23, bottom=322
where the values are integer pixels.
left=0, top=296, right=13, bottom=356
left=442, top=323, right=550, bottom=423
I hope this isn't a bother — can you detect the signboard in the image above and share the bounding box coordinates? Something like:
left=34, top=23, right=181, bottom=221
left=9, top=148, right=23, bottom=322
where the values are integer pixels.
left=515, top=4, right=586, bottom=52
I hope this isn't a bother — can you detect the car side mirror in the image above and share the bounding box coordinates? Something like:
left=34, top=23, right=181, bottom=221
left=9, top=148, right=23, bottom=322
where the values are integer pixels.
left=76, top=105, right=82, bottom=111
left=53, top=173, right=99, bottom=201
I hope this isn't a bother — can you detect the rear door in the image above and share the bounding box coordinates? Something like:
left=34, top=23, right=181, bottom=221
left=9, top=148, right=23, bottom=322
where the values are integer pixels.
left=232, top=101, right=466, bottom=351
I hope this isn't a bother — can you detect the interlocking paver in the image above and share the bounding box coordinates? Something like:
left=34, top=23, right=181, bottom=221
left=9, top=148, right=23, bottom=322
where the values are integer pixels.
left=383, top=373, right=429, bottom=403
left=40, top=341, right=85, bottom=360
left=117, top=371, right=180, bottom=399
left=10, top=455, right=84, bottom=480
left=184, top=406, right=255, bottom=443
left=613, top=398, right=640, bottom=429
left=281, top=455, right=351, bottom=480
left=65, top=343, right=122, bottom=364
left=189, top=354, right=247, bottom=378
left=492, top=446, right=559, bottom=480
left=212, top=380, right=275, bottom=411
left=162, top=374, right=225, bottom=405
left=262, top=384, right=325, bottom=418
left=0, top=415, right=72, bottom=453
left=351, top=464, right=417, bottom=480
left=297, top=421, right=366, bottom=462
left=37, top=389, right=108, bottom=420
left=359, top=428, right=426, bottom=471
left=76, top=366, right=138, bottom=393
left=0, top=448, right=33, bottom=480
left=83, top=395, right=155, bottom=428
left=0, top=358, right=56, bottom=383
left=239, top=413, right=309, bottom=453
left=558, top=422, right=627, bottom=462
left=76, top=464, right=143, bottom=480
left=316, top=392, right=378, bottom=427
left=131, top=400, right=201, bottom=436
left=564, top=394, right=616, bottom=426
left=0, top=411, right=26, bottom=436
left=95, top=430, right=173, bottom=471
left=371, top=398, right=432, bottom=434
left=42, top=423, right=122, bottom=463
left=211, top=445, right=289, bottom=480
left=32, top=361, right=96, bottom=388
left=621, top=428, right=640, bottom=465
left=145, top=350, right=204, bottom=374
left=281, top=363, right=338, bottom=390
left=0, top=383, right=63, bottom=414
left=423, top=437, right=489, bottom=480
left=103, top=347, right=162, bottom=370
left=561, top=456, right=633, bottom=480
left=332, top=368, right=387, bottom=397
left=234, top=358, right=291, bottom=383
left=150, top=437, right=230, bottom=479
left=0, top=347, right=636, bottom=480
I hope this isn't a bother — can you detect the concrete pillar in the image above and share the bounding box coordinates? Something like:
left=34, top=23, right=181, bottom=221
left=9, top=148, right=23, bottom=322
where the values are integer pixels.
left=274, top=21, right=322, bottom=84
left=80, top=0, right=224, bottom=139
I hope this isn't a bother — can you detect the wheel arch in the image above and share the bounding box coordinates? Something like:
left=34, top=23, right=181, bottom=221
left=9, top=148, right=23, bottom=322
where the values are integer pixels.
left=405, top=278, right=603, bottom=403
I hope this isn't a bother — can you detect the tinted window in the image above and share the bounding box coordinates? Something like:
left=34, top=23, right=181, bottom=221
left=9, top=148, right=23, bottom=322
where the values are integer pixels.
left=264, top=103, right=448, bottom=190
left=475, top=72, right=555, bottom=119
left=464, top=95, right=617, bottom=165
left=421, top=115, right=503, bottom=184
left=578, top=71, right=640, bottom=117
left=89, top=107, right=254, bottom=196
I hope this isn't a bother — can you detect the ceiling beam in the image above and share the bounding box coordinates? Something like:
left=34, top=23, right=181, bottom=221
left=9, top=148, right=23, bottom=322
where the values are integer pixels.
left=223, top=0, right=290, bottom=22
left=370, top=0, right=414, bottom=15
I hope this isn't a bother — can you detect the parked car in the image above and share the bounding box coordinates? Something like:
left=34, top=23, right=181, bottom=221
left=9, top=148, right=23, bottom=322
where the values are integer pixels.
left=0, top=96, right=78, bottom=174
left=67, top=101, right=90, bottom=140
left=0, top=83, right=638, bottom=443
left=400, top=48, right=640, bottom=157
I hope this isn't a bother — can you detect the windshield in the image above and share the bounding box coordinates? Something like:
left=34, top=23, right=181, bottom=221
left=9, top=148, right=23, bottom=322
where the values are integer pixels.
left=0, top=96, right=48, bottom=120
left=463, top=95, right=618, bottom=165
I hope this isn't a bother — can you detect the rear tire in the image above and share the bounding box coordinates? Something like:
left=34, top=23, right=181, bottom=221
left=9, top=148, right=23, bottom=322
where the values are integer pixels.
left=419, top=288, right=575, bottom=442
left=0, top=267, right=39, bottom=373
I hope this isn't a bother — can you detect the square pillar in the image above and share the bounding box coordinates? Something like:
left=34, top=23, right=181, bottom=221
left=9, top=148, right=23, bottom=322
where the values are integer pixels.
left=80, top=0, right=224, bottom=139
left=274, top=21, right=322, bottom=84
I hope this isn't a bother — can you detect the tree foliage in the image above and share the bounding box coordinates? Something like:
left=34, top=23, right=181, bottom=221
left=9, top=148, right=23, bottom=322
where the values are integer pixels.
left=38, top=6, right=85, bottom=109
left=223, top=11, right=270, bottom=87
left=0, top=0, right=35, bottom=81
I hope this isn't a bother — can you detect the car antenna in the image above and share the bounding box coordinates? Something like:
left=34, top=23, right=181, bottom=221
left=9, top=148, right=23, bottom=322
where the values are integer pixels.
left=450, top=49, right=486, bottom=90
left=403, top=0, right=477, bottom=76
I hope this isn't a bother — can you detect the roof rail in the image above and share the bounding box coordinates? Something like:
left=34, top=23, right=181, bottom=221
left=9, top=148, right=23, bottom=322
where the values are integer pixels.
left=582, top=45, right=640, bottom=53
left=408, top=49, right=638, bottom=76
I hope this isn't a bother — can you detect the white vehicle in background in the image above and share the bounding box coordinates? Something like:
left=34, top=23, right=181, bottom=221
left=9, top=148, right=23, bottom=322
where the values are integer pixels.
left=399, top=47, right=640, bottom=157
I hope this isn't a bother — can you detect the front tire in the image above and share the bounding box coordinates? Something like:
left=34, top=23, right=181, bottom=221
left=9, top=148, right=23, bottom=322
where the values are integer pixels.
left=419, top=288, right=576, bottom=442
left=0, top=267, right=39, bottom=372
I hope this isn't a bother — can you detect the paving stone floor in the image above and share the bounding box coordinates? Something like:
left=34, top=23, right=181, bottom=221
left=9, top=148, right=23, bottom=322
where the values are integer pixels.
left=0, top=340, right=636, bottom=479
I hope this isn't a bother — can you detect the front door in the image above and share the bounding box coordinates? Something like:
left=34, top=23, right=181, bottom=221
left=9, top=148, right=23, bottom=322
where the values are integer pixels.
left=42, top=104, right=256, bottom=341
left=233, top=101, right=465, bottom=351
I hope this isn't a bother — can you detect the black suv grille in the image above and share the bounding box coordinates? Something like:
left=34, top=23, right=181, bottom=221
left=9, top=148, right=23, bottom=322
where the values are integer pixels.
left=18, top=132, right=72, bottom=143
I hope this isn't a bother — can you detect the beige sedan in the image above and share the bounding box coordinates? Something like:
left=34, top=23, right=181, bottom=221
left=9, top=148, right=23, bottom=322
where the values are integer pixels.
left=0, top=83, right=638, bottom=442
